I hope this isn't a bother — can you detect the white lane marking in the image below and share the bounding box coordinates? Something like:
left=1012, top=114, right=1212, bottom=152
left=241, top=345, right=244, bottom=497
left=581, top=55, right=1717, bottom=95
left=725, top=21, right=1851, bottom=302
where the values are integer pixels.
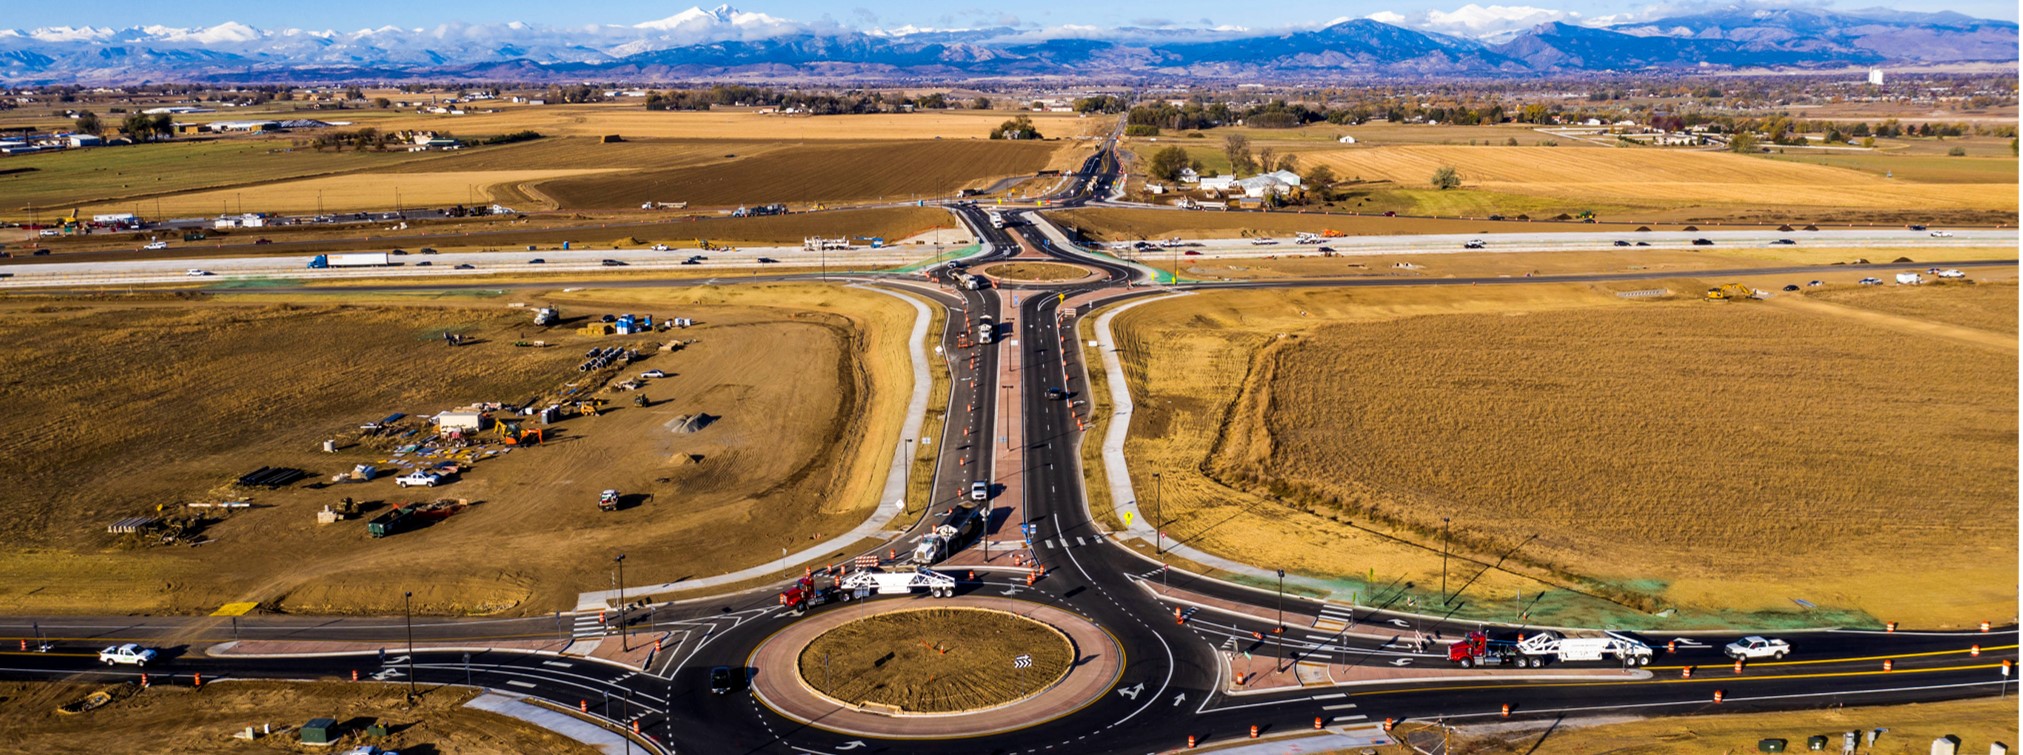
left=1332, top=714, right=1368, bottom=722
left=506, top=680, right=538, bottom=689
left=1323, top=703, right=1358, bottom=710
left=542, top=661, right=574, bottom=668
left=1312, top=692, right=1347, bottom=699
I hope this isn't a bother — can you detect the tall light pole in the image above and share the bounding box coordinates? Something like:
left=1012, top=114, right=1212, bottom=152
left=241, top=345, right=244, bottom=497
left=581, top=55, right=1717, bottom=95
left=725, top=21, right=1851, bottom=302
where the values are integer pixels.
left=1275, top=569, right=1286, bottom=671
left=1152, top=473, right=1163, bottom=555
left=403, top=591, right=416, bottom=700
left=614, top=554, right=627, bottom=651
left=1441, top=517, right=1451, bottom=606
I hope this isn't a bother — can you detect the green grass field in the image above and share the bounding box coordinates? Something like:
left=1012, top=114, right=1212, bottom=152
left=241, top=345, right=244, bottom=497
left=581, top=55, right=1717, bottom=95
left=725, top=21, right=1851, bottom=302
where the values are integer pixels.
left=0, top=139, right=433, bottom=217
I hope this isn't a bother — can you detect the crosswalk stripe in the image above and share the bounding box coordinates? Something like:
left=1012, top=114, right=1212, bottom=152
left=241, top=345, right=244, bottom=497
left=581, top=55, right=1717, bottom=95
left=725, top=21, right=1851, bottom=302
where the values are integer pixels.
left=506, top=680, right=538, bottom=689
left=1076, top=536, right=1087, bottom=546
left=1044, top=539, right=1057, bottom=549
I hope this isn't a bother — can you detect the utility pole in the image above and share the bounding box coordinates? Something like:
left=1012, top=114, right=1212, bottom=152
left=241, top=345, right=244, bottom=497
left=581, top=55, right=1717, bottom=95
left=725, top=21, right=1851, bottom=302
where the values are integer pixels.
left=614, top=554, right=628, bottom=651
left=403, top=591, right=416, bottom=701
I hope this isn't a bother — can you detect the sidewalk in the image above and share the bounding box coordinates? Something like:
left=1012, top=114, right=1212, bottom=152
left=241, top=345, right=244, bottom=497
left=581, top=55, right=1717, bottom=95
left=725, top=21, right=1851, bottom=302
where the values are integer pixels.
left=574, top=283, right=936, bottom=610
left=466, top=693, right=650, bottom=755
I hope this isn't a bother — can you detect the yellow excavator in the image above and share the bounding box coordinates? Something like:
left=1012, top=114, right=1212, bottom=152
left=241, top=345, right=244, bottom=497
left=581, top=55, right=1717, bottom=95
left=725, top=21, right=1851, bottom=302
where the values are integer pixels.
left=1704, top=283, right=1758, bottom=301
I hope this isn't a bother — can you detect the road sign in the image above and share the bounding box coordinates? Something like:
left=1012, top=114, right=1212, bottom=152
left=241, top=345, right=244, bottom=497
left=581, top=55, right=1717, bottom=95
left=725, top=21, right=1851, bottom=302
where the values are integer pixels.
left=1124, top=512, right=1133, bottom=525
left=1014, top=654, right=1033, bottom=669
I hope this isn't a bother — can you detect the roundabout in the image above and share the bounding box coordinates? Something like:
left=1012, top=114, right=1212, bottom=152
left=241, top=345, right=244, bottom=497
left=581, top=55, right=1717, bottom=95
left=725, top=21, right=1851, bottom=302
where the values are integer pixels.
left=749, top=596, right=1124, bottom=738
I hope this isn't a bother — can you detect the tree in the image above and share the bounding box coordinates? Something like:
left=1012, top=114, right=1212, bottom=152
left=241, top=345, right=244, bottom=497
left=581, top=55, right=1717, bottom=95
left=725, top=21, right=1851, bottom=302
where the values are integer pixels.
left=74, top=110, right=100, bottom=136
left=373, top=97, right=392, bottom=109
left=1255, top=146, right=1275, bottom=175
left=1147, top=146, right=1191, bottom=182
left=991, top=115, right=1042, bottom=140
left=1275, top=153, right=1298, bottom=173
left=1302, top=164, right=1337, bottom=202
left=1947, top=146, right=1967, bottom=157
left=971, top=97, right=991, bottom=110
left=1430, top=165, right=1462, bottom=190
left=1223, top=134, right=1254, bottom=177
left=1728, top=132, right=1759, bottom=153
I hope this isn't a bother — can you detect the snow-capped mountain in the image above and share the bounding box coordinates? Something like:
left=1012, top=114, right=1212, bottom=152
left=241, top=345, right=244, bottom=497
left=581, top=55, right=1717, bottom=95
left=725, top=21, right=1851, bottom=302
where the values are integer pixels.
left=0, top=4, right=2013, bottom=83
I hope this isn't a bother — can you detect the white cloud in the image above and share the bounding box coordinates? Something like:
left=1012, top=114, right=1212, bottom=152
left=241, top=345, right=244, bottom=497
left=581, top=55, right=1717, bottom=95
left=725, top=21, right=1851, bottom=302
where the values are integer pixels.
left=1364, top=11, right=1409, bottom=24
left=1364, top=4, right=1581, bottom=38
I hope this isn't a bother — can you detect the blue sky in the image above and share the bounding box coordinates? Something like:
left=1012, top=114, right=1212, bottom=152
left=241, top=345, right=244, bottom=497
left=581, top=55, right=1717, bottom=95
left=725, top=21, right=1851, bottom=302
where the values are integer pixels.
left=9, top=0, right=2015, bottom=31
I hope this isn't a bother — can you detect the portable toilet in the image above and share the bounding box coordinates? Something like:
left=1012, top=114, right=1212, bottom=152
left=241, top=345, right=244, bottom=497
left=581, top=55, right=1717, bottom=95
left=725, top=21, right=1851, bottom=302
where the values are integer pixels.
left=300, top=718, right=338, bottom=744
left=562, top=241, right=572, bottom=250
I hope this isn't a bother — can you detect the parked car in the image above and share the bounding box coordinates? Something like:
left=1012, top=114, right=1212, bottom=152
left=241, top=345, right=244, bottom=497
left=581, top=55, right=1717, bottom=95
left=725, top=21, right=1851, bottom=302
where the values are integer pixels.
left=1725, top=636, right=1790, bottom=660
left=99, top=644, right=157, bottom=666
left=395, top=471, right=443, bottom=488
left=142, top=241, right=169, bottom=251
left=640, top=369, right=668, bottom=379
left=1807, top=280, right=1824, bottom=287
left=1782, top=284, right=1800, bottom=291
left=969, top=481, right=990, bottom=501
left=709, top=666, right=736, bottom=695
left=1858, top=277, right=1883, bottom=286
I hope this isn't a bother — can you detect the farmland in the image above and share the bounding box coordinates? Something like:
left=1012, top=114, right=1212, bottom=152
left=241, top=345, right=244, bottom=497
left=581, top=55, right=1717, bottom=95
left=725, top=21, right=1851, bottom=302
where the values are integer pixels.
left=536, top=139, right=1059, bottom=209
left=1142, top=247, right=2023, bottom=282
left=797, top=608, right=1073, bottom=712
left=0, top=139, right=434, bottom=218
left=1458, top=696, right=2018, bottom=755
left=1104, top=283, right=2017, bottom=628
left=1056, top=207, right=1729, bottom=241
left=0, top=284, right=915, bottom=615
left=0, top=680, right=596, bottom=753
left=328, top=104, right=1107, bottom=141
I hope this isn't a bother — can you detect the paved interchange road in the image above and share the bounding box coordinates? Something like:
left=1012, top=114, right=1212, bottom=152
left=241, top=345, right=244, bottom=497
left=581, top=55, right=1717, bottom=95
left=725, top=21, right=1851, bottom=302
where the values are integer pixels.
left=1, top=132, right=2015, bottom=754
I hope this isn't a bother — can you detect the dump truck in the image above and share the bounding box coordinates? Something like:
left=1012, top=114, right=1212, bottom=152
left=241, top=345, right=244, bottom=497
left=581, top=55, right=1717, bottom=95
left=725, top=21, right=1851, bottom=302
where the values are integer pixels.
left=912, top=504, right=983, bottom=564
left=780, top=574, right=854, bottom=615
left=366, top=504, right=417, bottom=538
left=1447, top=630, right=1653, bottom=668
left=308, top=253, right=392, bottom=269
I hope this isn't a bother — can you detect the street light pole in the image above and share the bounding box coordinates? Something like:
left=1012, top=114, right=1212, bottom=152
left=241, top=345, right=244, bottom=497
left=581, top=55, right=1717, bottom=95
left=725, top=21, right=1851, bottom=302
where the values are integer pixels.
left=403, top=591, right=416, bottom=700
left=1275, top=569, right=1286, bottom=672
left=1152, top=473, right=1163, bottom=555
left=614, top=554, right=627, bottom=651
left=1441, top=517, right=1451, bottom=606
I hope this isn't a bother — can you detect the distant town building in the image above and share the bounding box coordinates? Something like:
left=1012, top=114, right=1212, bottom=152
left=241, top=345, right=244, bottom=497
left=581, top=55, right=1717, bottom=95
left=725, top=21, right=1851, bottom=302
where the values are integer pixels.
left=1868, top=68, right=1885, bottom=86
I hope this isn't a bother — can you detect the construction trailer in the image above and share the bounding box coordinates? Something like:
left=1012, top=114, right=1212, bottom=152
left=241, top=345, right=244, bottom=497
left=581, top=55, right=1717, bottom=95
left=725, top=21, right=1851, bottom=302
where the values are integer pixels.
left=1448, top=630, right=1654, bottom=668
left=804, top=237, right=852, bottom=251
left=838, top=566, right=959, bottom=598
left=780, top=574, right=854, bottom=614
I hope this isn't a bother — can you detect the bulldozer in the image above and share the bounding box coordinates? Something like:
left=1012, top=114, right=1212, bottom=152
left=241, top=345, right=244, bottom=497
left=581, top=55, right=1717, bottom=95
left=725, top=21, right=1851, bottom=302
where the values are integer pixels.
left=1704, top=283, right=1760, bottom=301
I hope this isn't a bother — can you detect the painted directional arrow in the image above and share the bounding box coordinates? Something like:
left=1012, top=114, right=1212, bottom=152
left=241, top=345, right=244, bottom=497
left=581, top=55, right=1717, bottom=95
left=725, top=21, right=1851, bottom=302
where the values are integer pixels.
left=1117, top=682, right=1145, bottom=700
left=835, top=741, right=868, bottom=751
left=1172, top=693, right=1187, bottom=707
left=1388, top=659, right=1415, bottom=667
left=1387, top=619, right=1411, bottom=628
left=370, top=669, right=404, bottom=681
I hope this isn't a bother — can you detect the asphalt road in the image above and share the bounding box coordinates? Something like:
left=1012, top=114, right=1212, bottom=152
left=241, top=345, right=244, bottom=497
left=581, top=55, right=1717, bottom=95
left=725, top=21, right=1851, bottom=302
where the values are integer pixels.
left=2, top=125, right=2016, bottom=755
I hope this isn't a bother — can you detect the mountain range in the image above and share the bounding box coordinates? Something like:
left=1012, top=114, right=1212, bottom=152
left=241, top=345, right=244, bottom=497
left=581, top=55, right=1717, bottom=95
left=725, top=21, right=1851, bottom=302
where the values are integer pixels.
left=0, top=5, right=2014, bottom=83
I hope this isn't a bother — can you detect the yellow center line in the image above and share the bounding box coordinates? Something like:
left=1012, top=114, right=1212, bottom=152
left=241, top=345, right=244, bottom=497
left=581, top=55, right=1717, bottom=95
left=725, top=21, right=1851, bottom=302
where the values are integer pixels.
left=1647, top=644, right=2017, bottom=670
left=1348, top=662, right=2008, bottom=697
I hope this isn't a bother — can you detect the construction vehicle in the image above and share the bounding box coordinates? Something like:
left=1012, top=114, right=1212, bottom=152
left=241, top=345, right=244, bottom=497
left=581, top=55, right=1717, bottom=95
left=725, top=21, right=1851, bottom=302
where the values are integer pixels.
left=1448, top=630, right=1653, bottom=668
left=633, top=393, right=649, bottom=408
left=780, top=574, right=854, bottom=614
left=367, top=504, right=417, bottom=538
left=1704, top=283, right=1761, bottom=301
left=912, top=504, right=983, bottom=564
left=838, top=565, right=959, bottom=598
left=533, top=307, right=559, bottom=326
left=598, top=489, right=620, bottom=512
left=976, top=314, right=995, bottom=344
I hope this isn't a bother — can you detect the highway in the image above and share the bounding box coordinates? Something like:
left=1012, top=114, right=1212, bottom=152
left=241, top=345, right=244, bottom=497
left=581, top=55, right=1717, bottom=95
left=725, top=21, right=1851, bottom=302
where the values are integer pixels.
left=1, top=125, right=2015, bottom=754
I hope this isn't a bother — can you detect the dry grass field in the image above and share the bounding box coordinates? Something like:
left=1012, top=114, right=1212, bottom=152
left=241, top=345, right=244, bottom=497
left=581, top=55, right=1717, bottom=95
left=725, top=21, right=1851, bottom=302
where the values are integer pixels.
left=1107, top=283, right=2016, bottom=628
left=81, top=168, right=621, bottom=217
left=0, top=284, right=915, bottom=616
left=0, top=680, right=597, bottom=753
left=1291, top=146, right=2018, bottom=218
left=797, top=608, right=1072, bottom=713
left=1144, top=248, right=2022, bottom=283
left=1053, top=207, right=1709, bottom=242
left=536, top=140, right=1058, bottom=210
left=1811, top=280, right=2020, bottom=335
left=1457, top=696, right=2019, bottom=755
left=0, top=139, right=432, bottom=219
left=981, top=261, right=1091, bottom=281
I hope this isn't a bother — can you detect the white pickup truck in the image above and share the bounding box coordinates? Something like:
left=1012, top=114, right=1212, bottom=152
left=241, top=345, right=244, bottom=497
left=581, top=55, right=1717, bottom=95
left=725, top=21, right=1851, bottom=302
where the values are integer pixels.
left=99, top=644, right=157, bottom=666
left=1724, top=635, right=1790, bottom=660
left=394, top=471, right=443, bottom=488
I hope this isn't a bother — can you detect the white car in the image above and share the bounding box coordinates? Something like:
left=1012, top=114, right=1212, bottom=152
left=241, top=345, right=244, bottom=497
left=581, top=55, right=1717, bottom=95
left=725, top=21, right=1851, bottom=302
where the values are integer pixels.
left=1724, top=636, right=1790, bottom=660
left=1937, top=269, right=1966, bottom=279
left=1929, top=231, right=1953, bottom=238
left=1858, top=277, right=1883, bottom=286
left=650, top=244, right=671, bottom=251
left=99, top=644, right=157, bottom=666
left=1463, top=239, right=1487, bottom=249
left=969, top=481, right=990, bottom=501
left=185, top=269, right=212, bottom=277
left=639, top=369, right=668, bottom=379
left=143, top=241, right=169, bottom=251
left=394, top=471, right=442, bottom=488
